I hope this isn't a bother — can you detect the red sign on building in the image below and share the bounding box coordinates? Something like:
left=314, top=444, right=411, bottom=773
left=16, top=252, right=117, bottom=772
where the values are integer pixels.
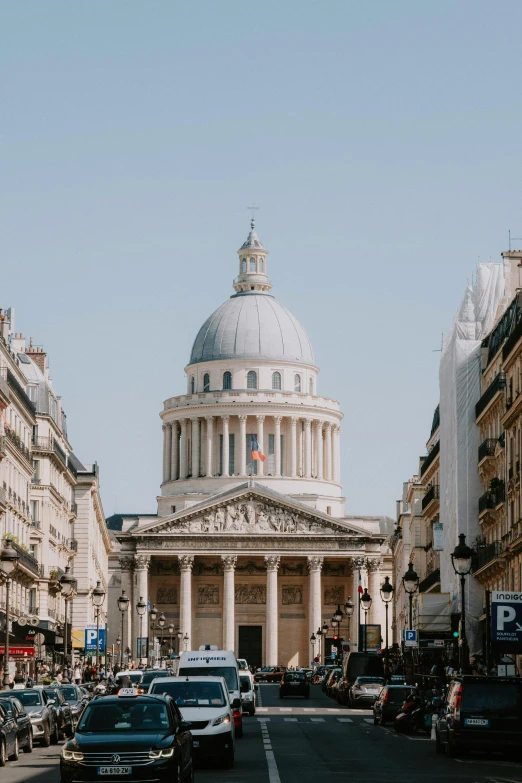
left=0, top=647, right=35, bottom=657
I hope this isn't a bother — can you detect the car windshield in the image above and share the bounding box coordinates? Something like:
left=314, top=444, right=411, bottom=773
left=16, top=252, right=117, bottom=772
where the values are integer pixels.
left=240, top=676, right=252, bottom=692
left=462, top=684, right=522, bottom=714
left=261, top=667, right=274, bottom=672
left=387, top=688, right=413, bottom=703
left=150, top=681, right=226, bottom=707
left=284, top=672, right=306, bottom=681
left=0, top=701, right=13, bottom=714
left=43, top=690, right=58, bottom=701
left=357, top=677, right=385, bottom=685
left=59, top=687, right=78, bottom=701
left=116, top=673, right=143, bottom=684
left=141, top=672, right=170, bottom=686
left=238, top=660, right=248, bottom=670
left=0, top=691, right=42, bottom=707
left=178, top=667, right=238, bottom=692
left=78, top=701, right=170, bottom=732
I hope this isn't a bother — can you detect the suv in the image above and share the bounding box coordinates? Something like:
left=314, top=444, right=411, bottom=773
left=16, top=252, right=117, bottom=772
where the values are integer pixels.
left=435, top=676, right=522, bottom=757
left=254, top=666, right=286, bottom=683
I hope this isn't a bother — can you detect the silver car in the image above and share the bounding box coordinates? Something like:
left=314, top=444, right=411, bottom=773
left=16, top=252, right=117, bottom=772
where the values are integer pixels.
left=0, top=689, right=57, bottom=746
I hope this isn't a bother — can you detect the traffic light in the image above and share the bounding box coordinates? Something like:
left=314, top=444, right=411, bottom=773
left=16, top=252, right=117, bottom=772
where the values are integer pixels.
left=451, top=613, right=460, bottom=639
left=333, top=635, right=338, bottom=641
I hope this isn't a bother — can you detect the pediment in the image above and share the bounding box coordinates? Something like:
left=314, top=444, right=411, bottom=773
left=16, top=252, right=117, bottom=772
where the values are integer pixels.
left=136, top=486, right=368, bottom=539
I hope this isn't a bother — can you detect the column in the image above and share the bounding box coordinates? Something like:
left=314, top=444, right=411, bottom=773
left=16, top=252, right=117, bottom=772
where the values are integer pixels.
left=221, top=556, right=237, bottom=651
left=205, top=417, right=214, bottom=477
left=324, top=424, right=332, bottom=481
left=178, top=555, right=194, bottom=649
left=290, top=417, right=298, bottom=477
left=118, top=556, right=134, bottom=654
left=162, top=425, right=171, bottom=483
left=315, top=421, right=324, bottom=480
left=179, top=419, right=188, bottom=480
left=222, top=416, right=230, bottom=476
left=333, top=425, right=340, bottom=483
left=307, top=556, right=323, bottom=660
left=367, top=558, right=383, bottom=628
left=304, top=419, right=312, bottom=478
left=274, top=416, right=282, bottom=477
left=239, top=415, right=247, bottom=476
left=170, top=421, right=179, bottom=481
left=256, top=415, right=265, bottom=477
left=265, top=556, right=280, bottom=665
left=191, top=417, right=200, bottom=477
left=133, top=554, right=150, bottom=662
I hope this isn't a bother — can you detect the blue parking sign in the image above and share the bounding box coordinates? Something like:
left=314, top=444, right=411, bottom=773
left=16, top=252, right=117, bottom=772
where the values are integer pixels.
left=85, top=628, right=105, bottom=652
left=404, top=630, right=417, bottom=647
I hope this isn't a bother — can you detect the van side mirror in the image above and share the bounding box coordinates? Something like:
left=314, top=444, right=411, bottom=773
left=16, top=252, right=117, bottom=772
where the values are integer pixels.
left=179, top=720, right=191, bottom=732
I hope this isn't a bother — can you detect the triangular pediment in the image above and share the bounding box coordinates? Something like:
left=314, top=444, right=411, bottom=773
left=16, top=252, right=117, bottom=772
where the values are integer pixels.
left=134, top=483, right=369, bottom=538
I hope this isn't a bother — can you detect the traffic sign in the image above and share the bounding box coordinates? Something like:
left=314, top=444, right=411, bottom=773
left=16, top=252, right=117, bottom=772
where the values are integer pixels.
left=404, top=630, right=417, bottom=647
left=330, top=645, right=338, bottom=654
left=85, top=628, right=105, bottom=652
left=491, top=591, right=522, bottom=651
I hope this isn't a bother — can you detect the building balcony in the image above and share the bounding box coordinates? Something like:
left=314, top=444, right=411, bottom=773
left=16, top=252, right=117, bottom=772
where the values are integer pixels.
left=12, top=541, right=40, bottom=579
left=0, top=486, right=6, bottom=513
left=28, top=605, right=39, bottom=616
left=4, top=427, right=32, bottom=464
left=472, top=540, right=506, bottom=580
left=30, top=519, right=41, bottom=530
left=49, top=524, right=58, bottom=540
left=68, top=501, right=78, bottom=516
left=420, top=441, right=440, bottom=478
left=476, top=371, right=506, bottom=421
left=422, top=484, right=440, bottom=514
left=67, top=539, right=78, bottom=552
left=419, top=568, right=440, bottom=593
left=478, top=438, right=497, bottom=463
left=0, top=367, right=10, bottom=408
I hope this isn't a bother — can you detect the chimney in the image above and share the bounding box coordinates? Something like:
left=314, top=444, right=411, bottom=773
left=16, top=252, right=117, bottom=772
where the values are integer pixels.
left=26, top=340, right=47, bottom=374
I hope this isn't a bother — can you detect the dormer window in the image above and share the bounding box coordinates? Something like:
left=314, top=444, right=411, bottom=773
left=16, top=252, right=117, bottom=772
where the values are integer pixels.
left=250, top=258, right=256, bottom=272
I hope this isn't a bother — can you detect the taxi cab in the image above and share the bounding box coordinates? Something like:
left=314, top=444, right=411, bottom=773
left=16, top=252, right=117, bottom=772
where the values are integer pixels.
left=60, top=689, right=194, bottom=783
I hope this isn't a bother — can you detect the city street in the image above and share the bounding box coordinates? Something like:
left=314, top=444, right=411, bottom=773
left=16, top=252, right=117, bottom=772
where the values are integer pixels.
left=4, top=684, right=521, bottom=783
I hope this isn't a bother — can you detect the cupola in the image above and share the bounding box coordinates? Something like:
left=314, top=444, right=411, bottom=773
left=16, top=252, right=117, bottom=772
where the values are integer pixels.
left=233, top=218, right=271, bottom=293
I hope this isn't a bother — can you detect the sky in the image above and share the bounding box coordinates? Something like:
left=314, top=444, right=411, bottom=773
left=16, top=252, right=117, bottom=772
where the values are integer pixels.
left=2, top=1, right=522, bottom=519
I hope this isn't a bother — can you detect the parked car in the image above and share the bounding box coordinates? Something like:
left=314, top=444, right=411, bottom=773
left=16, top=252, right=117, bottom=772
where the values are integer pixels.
left=279, top=671, right=310, bottom=699
left=58, top=684, right=89, bottom=727
left=0, top=702, right=19, bottom=763
left=373, top=685, right=417, bottom=725
left=347, top=676, right=386, bottom=708
left=0, top=688, right=57, bottom=746
left=0, top=697, right=33, bottom=754
left=254, top=666, right=287, bottom=683
left=435, top=676, right=522, bottom=757
left=42, top=688, right=73, bottom=740
left=325, top=668, right=343, bottom=697
left=240, top=674, right=256, bottom=715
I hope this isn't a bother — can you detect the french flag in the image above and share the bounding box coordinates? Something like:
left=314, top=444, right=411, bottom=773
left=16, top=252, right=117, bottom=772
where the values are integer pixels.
left=251, top=435, right=266, bottom=462
left=358, top=570, right=363, bottom=594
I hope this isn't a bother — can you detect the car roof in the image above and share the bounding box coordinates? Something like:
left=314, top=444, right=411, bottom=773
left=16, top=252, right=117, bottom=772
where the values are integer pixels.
left=150, top=675, right=226, bottom=684
left=87, top=694, right=171, bottom=705
left=0, top=689, right=41, bottom=695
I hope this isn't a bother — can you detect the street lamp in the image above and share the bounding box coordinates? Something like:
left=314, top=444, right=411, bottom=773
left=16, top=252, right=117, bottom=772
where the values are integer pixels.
left=315, top=627, right=323, bottom=663
left=310, top=633, right=316, bottom=663
left=91, top=581, right=106, bottom=674
left=380, top=577, right=393, bottom=674
left=176, top=629, right=183, bottom=655
left=331, top=605, right=344, bottom=664
left=117, top=590, right=129, bottom=667
left=148, top=605, right=158, bottom=665
left=60, top=566, right=76, bottom=670
left=157, top=614, right=165, bottom=664
left=359, top=588, right=372, bottom=653
left=0, top=539, right=19, bottom=687
left=451, top=533, right=473, bottom=672
left=183, top=633, right=189, bottom=651
left=344, top=597, right=354, bottom=653
left=136, top=596, right=147, bottom=664
left=402, top=562, right=419, bottom=629
left=116, top=634, right=121, bottom=663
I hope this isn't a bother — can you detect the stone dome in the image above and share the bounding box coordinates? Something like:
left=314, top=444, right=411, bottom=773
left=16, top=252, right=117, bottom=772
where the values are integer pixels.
left=189, top=291, right=315, bottom=366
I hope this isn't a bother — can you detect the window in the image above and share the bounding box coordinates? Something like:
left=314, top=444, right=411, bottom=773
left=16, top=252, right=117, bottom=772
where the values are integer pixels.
left=259, top=259, right=264, bottom=273
left=27, top=386, right=38, bottom=403
left=30, top=500, right=39, bottom=523
left=309, top=377, right=313, bottom=395
left=294, top=374, right=301, bottom=392
left=247, top=371, right=257, bottom=389
left=272, top=372, right=281, bottom=390
left=241, top=259, right=247, bottom=273
left=250, top=258, right=256, bottom=272
left=190, top=376, right=195, bottom=394
left=32, top=460, right=40, bottom=483
left=203, top=373, right=210, bottom=392
left=171, top=506, right=176, bottom=514
left=223, top=371, right=232, bottom=390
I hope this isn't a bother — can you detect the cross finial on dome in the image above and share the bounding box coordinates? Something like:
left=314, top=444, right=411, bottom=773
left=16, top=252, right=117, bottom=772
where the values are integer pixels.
left=247, top=202, right=259, bottom=229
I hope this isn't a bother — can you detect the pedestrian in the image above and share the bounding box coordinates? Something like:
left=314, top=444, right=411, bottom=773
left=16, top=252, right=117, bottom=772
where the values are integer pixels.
left=14, top=670, right=25, bottom=685
left=74, top=664, right=81, bottom=685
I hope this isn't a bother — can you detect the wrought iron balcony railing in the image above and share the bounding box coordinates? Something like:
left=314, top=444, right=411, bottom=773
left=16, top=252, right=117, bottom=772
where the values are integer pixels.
left=478, top=438, right=497, bottom=462
left=420, top=441, right=440, bottom=477
left=422, top=485, right=440, bottom=512
left=475, top=372, right=506, bottom=419
left=472, top=540, right=503, bottom=573
left=419, top=568, right=440, bottom=592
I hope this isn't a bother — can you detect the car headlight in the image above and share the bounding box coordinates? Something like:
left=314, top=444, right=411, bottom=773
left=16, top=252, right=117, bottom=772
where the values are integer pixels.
left=212, top=713, right=231, bottom=726
left=31, top=712, right=43, bottom=719
left=149, top=748, right=174, bottom=759
left=62, top=748, right=84, bottom=761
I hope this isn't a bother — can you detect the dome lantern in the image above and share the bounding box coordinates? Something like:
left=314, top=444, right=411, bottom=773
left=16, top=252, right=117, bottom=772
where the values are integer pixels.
left=234, top=218, right=271, bottom=294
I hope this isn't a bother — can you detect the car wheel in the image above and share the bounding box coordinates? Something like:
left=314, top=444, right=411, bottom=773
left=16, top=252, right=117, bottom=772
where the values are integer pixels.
left=50, top=725, right=59, bottom=745
left=250, top=705, right=256, bottom=716
left=66, top=722, right=74, bottom=739
left=41, top=724, right=51, bottom=747
left=9, top=736, right=19, bottom=761
left=373, top=714, right=378, bottom=725
left=445, top=736, right=456, bottom=757
left=23, top=730, right=33, bottom=754
left=379, top=716, right=386, bottom=727
left=175, top=763, right=182, bottom=783
left=184, top=761, right=195, bottom=783
left=435, top=730, right=444, bottom=755
left=222, top=746, right=235, bottom=769
left=0, top=739, right=5, bottom=767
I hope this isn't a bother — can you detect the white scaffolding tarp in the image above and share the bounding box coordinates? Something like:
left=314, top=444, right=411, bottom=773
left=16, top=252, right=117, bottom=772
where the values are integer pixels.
left=439, top=264, right=504, bottom=656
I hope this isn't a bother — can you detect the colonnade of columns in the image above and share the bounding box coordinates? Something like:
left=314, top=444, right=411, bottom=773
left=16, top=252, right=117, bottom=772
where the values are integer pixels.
left=122, top=553, right=386, bottom=665
left=162, top=414, right=341, bottom=484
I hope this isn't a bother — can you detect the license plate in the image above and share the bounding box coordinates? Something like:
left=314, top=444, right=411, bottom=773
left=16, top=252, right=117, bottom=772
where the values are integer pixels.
left=98, top=768, right=132, bottom=775
left=464, top=718, right=488, bottom=726
left=193, top=741, right=200, bottom=748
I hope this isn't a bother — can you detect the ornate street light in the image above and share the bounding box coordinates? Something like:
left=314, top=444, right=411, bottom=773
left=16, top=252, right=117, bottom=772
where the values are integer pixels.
left=117, top=590, right=129, bottom=666
left=0, top=539, right=19, bottom=687
left=344, top=597, right=354, bottom=652
left=136, top=596, right=147, bottom=663
left=91, top=581, right=106, bottom=674
left=359, top=588, right=372, bottom=653
left=380, top=577, right=393, bottom=672
left=402, top=562, right=418, bottom=629
left=451, top=534, right=474, bottom=672
left=331, top=605, right=344, bottom=664
left=183, top=633, right=189, bottom=651
left=60, top=566, right=76, bottom=669
left=310, top=633, right=316, bottom=663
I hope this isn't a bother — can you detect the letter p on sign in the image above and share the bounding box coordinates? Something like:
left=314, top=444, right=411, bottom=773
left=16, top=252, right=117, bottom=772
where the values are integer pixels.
left=497, top=606, right=517, bottom=630
left=86, top=630, right=97, bottom=646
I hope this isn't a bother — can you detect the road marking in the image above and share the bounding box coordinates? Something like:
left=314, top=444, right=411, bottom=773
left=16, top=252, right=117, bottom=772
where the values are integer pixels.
left=337, top=718, right=353, bottom=723
left=310, top=718, right=325, bottom=723
left=257, top=717, right=270, bottom=722
left=402, top=736, right=430, bottom=741
left=257, top=707, right=268, bottom=712
left=284, top=718, right=298, bottom=722
left=303, top=708, right=316, bottom=712
left=257, top=687, right=263, bottom=707
left=279, top=707, right=293, bottom=712
left=261, top=724, right=281, bottom=783
left=327, top=708, right=340, bottom=712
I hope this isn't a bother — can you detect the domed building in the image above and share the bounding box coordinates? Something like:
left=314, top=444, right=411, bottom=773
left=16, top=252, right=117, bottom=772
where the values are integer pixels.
left=109, top=220, right=392, bottom=668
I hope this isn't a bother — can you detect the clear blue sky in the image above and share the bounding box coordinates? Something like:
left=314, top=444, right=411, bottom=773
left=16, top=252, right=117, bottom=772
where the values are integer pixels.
left=2, top=1, right=521, bottom=518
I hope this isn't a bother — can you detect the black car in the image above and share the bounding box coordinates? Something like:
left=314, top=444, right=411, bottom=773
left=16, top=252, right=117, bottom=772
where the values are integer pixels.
left=140, top=670, right=172, bottom=693
left=0, top=702, right=20, bottom=763
left=372, top=685, right=416, bottom=725
left=59, top=685, right=89, bottom=727
left=0, top=697, right=33, bottom=754
left=60, top=692, right=194, bottom=783
left=43, top=687, right=74, bottom=740
left=0, top=688, right=57, bottom=746
left=435, top=676, right=522, bottom=757
left=279, top=671, right=310, bottom=699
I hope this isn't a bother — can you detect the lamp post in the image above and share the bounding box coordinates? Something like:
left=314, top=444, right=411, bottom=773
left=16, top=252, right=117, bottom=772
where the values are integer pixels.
left=116, top=634, right=121, bottom=665
left=359, top=588, right=372, bottom=653
left=451, top=533, right=473, bottom=673
left=310, top=633, right=316, bottom=664
left=60, top=566, right=76, bottom=670
left=157, top=613, right=165, bottom=665
left=0, top=539, right=19, bottom=687
left=91, top=581, right=106, bottom=674
left=117, top=590, right=129, bottom=667
left=380, top=577, right=393, bottom=674
left=148, top=605, right=157, bottom=665
left=315, top=627, right=323, bottom=663
left=344, top=597, right=354, bottom=652
left=177, top=630, right=183, bottom=655
left=331, top=604, right=344, bottom=664
left=183, top=633, right=189, bottom=651
left=402, top=562, right=419, bottom=630
left=136, top=596, right=147, bottom=664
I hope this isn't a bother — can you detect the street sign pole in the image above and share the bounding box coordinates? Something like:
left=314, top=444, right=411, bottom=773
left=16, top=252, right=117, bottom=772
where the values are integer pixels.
left=485, top=590, right=491, bottom=671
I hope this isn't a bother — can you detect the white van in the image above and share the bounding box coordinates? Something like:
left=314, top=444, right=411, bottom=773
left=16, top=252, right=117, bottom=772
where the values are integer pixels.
left=149, top=675, right=235, bottom=768
left=178, top=647, right=243, bottom=736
